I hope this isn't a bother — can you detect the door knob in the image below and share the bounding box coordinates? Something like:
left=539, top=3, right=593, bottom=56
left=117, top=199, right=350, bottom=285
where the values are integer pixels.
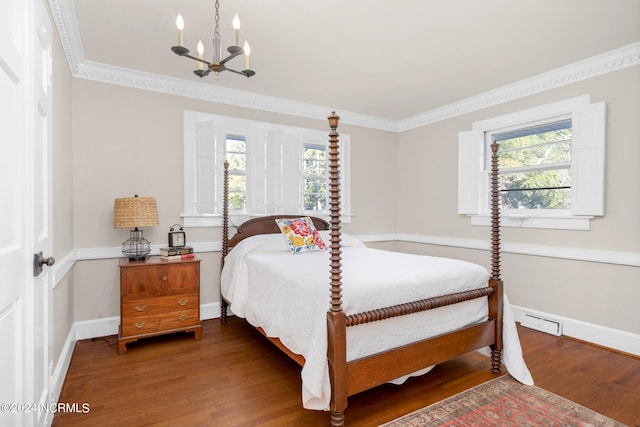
left=33, top=251, right=55, bottom=277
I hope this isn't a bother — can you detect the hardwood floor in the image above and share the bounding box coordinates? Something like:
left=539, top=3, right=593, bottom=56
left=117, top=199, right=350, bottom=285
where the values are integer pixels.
left=53, top=317, right=639, bottom=426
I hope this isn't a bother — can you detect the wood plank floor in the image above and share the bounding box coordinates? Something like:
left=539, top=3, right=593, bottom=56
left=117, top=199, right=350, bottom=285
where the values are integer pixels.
left=53, top=317, right=640, bottom=426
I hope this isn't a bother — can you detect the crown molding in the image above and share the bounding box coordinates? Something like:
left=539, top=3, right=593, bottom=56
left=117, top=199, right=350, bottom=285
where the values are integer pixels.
left=73, top=60, right=400, bottom=132
left=48, top=0, right=639, bottom=132
left=396, top=42, right=640, bottom=132
left=48, top=0, right=84, bottom=75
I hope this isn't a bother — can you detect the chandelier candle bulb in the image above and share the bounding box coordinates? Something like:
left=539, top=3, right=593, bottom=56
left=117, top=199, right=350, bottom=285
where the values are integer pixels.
left=244, top=41, right=251, bottom=69
left=176, top=14, right=184, bottom=46
left=233, top=13, right=240, bottom=46
left=197, top=40, right=204, bottom=69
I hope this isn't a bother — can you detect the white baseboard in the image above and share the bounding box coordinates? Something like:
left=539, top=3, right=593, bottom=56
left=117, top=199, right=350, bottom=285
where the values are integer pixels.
left=73, top=317, right=120, bottom=340
left=200, top=302, right=222, bottom=321
left=510, top=304, right=640, bottom=356
left=52, top=302, right=223, bottom=407
left=51, top=326, right=76, bottom=418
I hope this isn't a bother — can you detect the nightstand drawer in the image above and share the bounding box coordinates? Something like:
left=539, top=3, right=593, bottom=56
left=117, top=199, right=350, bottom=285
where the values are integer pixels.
left=122, top=293, right=199, bottom=316
left=158, top=308, right=199, bottom=329
left=121, top=318, right=161, bottom=336
left=121, top=309, right=199, bottom=336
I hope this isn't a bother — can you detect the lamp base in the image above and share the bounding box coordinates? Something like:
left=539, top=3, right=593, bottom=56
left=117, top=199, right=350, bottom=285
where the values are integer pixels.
left=122, top=228, right=151, bottom=260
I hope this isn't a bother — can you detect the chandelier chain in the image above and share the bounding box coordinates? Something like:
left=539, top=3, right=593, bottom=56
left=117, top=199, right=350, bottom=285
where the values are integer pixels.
left=214, top=0, right=220, bottom=39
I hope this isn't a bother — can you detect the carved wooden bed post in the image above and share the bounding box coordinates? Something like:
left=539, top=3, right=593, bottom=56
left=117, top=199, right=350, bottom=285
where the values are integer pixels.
left=489, top=139, right=503, bottom=373
left=221, top=161, right=230, bottom=323
left=326, top=112, right=348, bottom=427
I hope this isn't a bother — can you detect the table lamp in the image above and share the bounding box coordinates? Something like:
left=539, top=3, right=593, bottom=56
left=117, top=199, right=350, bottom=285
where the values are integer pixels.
left=113, top=195, right=159, bottom=260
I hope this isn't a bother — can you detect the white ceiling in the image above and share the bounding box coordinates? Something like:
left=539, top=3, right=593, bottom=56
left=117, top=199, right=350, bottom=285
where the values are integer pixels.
left=57, top=0, right=639, bottom=123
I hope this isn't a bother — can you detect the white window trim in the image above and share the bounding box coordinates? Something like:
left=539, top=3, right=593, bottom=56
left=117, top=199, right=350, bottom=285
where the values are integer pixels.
left=182, top=111, right=352, bottom=227
left=458, top=95, right=606, bottom=230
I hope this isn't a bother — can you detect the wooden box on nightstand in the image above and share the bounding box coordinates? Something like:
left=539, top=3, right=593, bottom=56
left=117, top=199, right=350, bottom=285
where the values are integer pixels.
left=118, top=256, right=202, bottom=354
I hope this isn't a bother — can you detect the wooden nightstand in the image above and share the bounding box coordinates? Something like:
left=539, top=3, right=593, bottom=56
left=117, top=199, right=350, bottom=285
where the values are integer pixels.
left=118, top=256, right=202, bottom=354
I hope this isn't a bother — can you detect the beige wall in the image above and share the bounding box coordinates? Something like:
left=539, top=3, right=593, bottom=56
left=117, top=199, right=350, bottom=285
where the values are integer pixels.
left=51, top=44, right=638, bottom=358
left=71, top=79, right=397, bottom=249
left=396, top=66, right=640, bottom=335
left=68, top=78, right=398, bottom=320
left=397, top=67, right=640, bottom=251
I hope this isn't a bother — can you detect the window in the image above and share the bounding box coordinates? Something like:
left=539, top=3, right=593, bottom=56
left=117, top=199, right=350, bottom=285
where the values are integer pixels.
left=303, top=143, right=328, bottom=211
left=182, top=111, right=351, bottom=227
left=225, top=134, right=247, bottom=211
left=494, top=119, right=572, bottom=210
left=458, top=95, right=605, bottom=230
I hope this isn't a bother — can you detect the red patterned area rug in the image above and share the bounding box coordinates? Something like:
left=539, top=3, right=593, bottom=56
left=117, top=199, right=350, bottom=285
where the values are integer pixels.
left=380, top=375, right=627, bottom=427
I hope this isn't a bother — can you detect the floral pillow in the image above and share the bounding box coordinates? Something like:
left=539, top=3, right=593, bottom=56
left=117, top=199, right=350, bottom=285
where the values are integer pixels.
left=275, top=217, right=327, bottom=254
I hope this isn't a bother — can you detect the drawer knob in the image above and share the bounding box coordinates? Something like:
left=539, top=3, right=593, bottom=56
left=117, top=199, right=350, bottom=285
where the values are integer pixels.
left=178, top=314, right=188, bottom=321
left=135, top=321, right=146, bottom=329
left=134, top=304, right=147, bottom=312
left=177, top=299, right=188, bottom=306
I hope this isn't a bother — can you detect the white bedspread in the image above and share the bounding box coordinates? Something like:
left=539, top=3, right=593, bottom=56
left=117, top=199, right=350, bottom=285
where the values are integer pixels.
left=221, top=232, right=533, bottom=410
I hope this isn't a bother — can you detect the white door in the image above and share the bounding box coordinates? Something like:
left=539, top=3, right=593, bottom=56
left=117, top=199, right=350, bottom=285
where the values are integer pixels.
left=0, top=0, right=32, bottom=425
left=0, top=0, right=53, bottom=425
left=32, top=1, right=55, bottom=425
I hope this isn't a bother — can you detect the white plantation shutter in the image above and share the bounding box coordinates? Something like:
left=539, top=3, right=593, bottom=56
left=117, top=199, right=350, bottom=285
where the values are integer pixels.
left=263, top=129, right=283, bottom=214
left=281, top=132, right=302, bottom=214
left=183, top=111, right=351, bottom=227
left=458, top=130, right=485, bottom=215
left=571, top=102, right=606, bottom=216
left=193, top=120, right=223, bottom=215
left=245, top=127, right=267, bottom=215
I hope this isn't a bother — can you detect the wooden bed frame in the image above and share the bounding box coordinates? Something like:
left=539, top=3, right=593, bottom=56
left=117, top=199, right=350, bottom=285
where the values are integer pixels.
left=220, top=112, right=503, bottom=427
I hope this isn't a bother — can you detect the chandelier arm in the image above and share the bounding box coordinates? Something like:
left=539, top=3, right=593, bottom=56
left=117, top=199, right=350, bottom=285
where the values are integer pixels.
left=180, top=53, right=211, bottom=66
left=219, top=50, right=244, bottom=65
left=171, top=46, right=190, bottom=56
left=225, top=67, right=255, bottom=78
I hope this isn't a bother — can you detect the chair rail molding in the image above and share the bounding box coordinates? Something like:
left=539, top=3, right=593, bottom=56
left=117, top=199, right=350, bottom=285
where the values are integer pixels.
left=357, top=233, right=640, bottom=267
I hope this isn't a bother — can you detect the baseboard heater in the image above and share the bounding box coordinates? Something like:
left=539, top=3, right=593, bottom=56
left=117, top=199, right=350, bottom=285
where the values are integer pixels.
left=521, top=313, right=563, bottom=336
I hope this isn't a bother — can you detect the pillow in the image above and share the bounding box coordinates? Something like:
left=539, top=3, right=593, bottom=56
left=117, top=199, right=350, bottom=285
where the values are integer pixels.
left=275, top=217, right=327, bottom=254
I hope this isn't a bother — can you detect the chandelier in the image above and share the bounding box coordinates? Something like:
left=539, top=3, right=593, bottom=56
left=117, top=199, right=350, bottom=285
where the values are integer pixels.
left=171, top=0, right=255, bottom=79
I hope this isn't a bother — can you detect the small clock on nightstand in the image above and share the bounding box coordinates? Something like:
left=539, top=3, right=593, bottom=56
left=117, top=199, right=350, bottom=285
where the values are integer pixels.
left=168, top=224, right=186, bottom=248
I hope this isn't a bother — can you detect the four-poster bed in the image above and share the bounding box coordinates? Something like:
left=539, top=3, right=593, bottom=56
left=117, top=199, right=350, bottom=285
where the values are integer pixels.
left=219, top=112, right=531, bottom=426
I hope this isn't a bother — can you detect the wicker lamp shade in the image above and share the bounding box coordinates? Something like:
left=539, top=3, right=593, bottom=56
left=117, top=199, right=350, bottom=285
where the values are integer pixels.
left=113, top=196, right=159, bottom=228
left=113, top=195, right=159, bottom=260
